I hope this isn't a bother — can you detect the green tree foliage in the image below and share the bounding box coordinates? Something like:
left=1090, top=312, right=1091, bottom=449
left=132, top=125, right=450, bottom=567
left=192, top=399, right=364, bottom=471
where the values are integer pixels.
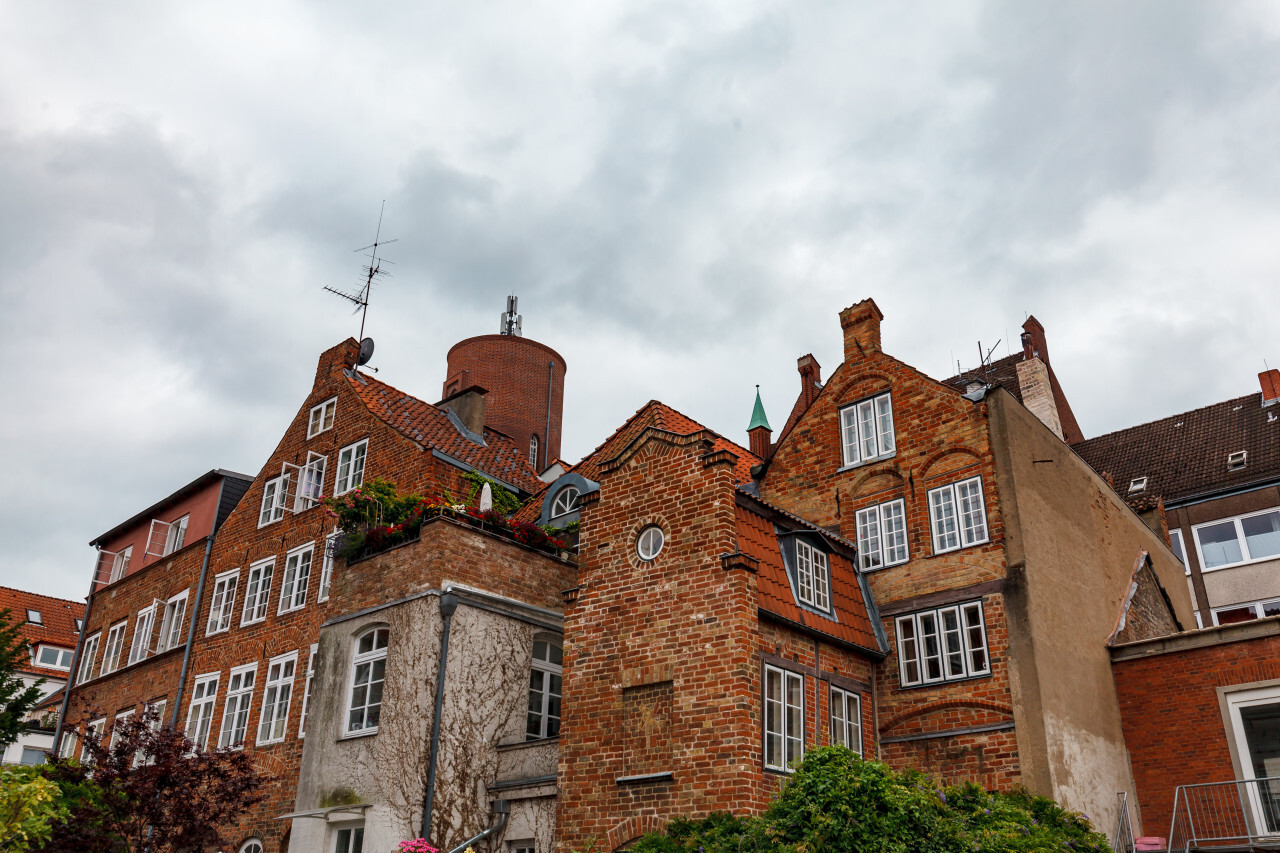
left=0, top=768, right=69, bottom=852
left=631, top=747, right=1111, bottom=853
left=0, top=608, right=45, bottom=750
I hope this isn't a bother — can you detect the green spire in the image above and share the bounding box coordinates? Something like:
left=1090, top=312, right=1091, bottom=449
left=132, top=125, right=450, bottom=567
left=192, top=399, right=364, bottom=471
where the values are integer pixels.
left=748, top=385, right=771, bottom=431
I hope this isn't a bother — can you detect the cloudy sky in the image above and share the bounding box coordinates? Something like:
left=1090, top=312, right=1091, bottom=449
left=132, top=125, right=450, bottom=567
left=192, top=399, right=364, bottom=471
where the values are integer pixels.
left=3, top=1, right=1278, bottom=600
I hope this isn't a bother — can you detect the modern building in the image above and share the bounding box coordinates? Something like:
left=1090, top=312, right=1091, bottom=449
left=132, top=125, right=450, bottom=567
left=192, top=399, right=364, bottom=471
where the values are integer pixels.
left=0, top=587, right=82, bottom=766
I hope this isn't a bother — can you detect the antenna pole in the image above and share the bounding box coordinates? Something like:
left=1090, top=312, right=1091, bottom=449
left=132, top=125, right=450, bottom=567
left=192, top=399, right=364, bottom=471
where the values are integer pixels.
left=323, top=202, right=398, bottom=365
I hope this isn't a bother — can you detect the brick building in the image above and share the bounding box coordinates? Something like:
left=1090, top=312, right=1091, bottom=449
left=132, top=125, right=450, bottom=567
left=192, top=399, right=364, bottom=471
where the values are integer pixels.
left=0, top=587, right=82, bottom=766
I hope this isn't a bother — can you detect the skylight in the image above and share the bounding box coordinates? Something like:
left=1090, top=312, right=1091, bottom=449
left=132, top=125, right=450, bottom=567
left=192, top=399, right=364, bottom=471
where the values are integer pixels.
left=1228, top=450, right=1248, bottom=471
left=1128, top=477, right=1148, bottom=494
left=26, top=609, right=42, bottom=625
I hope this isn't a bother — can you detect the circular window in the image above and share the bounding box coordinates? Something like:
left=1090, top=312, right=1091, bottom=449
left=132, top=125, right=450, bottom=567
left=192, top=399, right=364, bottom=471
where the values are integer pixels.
left=636, top=526, right=665, bottom=561
left=238, top=840, right=263, bottom=853
left=551, top=485, right=580, bottom=519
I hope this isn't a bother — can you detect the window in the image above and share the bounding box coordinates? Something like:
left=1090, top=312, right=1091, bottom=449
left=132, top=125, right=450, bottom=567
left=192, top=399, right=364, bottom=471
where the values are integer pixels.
left=346, top=628, right=388, bottom=735
left=335, top=439, right=369, bottom=495
left=1169, top=529, right=1187, bottom=565
left=550, top=486, right=580, bottom=519
left=218, top=664, right=257, bottom=749
left=1193, top=509, right=1280, bottom=571
left=529, top=434, right=539, bottom=468
left=1228, top=450, right=1248, bottom=471
left=300, top=644, right=318, bottom=738
left=509, top=843, right=535, bottom=853
left=25, top=609, right=42, bottom=625
left=36, top=646, right=74, bottom=670
left=308, top=397, right=337, bottom=438
left=239, top=839, right=265, bottom=853
left=1212, top=598, right=1280, bottom=626
left=763, top=665, right=804, bottom=771
left=839, top=392, right=895, bottom=467
left=257, top=651, right=297, bottom=745
left=157, top=590, right=189, bottom=652
left=1128, top=476, right=1148, bottom=494
left=333, top=825, right=364, bottom=853
left=241, top=559, right=275, bottom=625
left=319, top=534, right=337, bottom=602
left=278, top=543, right=314, bottom=614
left=101, top=622, right=128, bottom=674
left=526, top=635, right=562, bottom=740
left=111, top=710, right=134, bottom=756
left=298, top=453, right=327, bottom=510
left=137, top=701, right=166, bottom=765
left=830, top=686, right=862, bottom=755
left=19, top=747, right=46, bottom=765
left=206, top=570, right=239, bottom=635
left=58, top=730, right=78, bottom=760
left=83, top=718, right=105, bottom=766
left=77, top=633, right=100, bottom=682
left=110, top=546, right=132, bottom=583
left=129, top=603, right=157, bottom=664
left=165, top=515, right=189, bottom=554
left=927, top=477, right=989, bottom=554
left=636, top=526, right=664, bottom=561
left=896, top=601, right=990, bottom=687
left=794, top=539, right=831, bottom=611
left=186, top=673, right=219, bottom=751
left=259, top=475, right=289, bottom=527
left=855, top=499, right=908, bottom=570
left=74, top=618, right=83, bottom=633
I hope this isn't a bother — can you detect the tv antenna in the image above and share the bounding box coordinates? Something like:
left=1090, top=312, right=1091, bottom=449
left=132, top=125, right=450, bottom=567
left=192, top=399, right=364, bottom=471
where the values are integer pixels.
left=324, top=201, right=398, bottom=345
left=978, top=339, right=1001, bottom=371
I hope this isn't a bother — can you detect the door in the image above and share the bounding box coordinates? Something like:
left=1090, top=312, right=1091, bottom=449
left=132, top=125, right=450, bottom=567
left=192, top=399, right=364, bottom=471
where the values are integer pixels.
left=1227, top=687, right=1280, bottom=837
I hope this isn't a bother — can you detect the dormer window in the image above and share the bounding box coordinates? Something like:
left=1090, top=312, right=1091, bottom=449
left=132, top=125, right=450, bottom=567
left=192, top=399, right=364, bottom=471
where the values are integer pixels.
left=1128, top=477, right=1148, bottom=494
left=550, top=486, right=580, bottom=520
left=1228, top=450, right=1248, bottom=471
left=839, top=392, right=895, bottom=468
left=795, top=539, right=830, bottom=611
left=307, top=397, right=337, bottom=438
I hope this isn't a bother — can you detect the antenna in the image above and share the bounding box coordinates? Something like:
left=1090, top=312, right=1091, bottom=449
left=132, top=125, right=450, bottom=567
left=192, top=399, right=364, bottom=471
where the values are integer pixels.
left=499, top=293, right=523, bottom=336
left=981, top=339, right=1001, bottom=371
left=325, top=201, right=398, bottom=351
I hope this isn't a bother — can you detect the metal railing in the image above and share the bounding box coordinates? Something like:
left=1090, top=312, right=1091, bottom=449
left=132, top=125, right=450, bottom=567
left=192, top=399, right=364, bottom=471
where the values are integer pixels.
left=1115, top=791, right=1137, bottom=853
left=1168, top=776, right=1280, bottom=851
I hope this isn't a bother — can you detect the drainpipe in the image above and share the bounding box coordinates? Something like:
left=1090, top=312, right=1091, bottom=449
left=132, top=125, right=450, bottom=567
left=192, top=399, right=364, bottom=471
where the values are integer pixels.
left=52, top=577, right=96, bottom=757
left=422, top=591, right=459, bottom=840
left=446, top=800, right=510, bottom=853
left=169, top=477, right=227, bottom=727
left=544, top=361, right=554, bottom=471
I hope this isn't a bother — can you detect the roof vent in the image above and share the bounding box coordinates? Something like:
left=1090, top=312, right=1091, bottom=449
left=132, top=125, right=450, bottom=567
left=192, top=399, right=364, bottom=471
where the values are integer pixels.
left=1128, top=477, right=1148, bottom=494
left=1227, top=450, right=1248, bottom=471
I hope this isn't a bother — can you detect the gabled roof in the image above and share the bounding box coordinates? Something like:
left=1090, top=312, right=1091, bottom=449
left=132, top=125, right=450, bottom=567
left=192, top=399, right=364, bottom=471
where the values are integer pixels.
left=346, top=372, right=545, bottom=494
left=1074, top=392, right=1280, bottom=507
left=0, top=587, right=81, bottom=679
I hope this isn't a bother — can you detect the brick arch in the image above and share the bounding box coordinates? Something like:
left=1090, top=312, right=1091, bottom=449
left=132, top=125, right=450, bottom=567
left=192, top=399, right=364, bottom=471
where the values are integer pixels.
left=608, top=813, right=667, bottom=851
left=846, top=465, right=906, bottom=499
left=879, top=699, right=1014, bottom=735
left=830, top=372, right=894, bottom=405
left=918, top=446, right=984, bottom=481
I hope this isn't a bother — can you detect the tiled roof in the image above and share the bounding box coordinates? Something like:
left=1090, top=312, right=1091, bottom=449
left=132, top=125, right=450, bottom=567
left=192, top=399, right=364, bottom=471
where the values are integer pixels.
left=346, top=372, right=545, bottom=494
left=1074, top=392, right=1280, bottom=507
left=941, top=352, right=1025, bottom=404
left=0, top=587, right=81, bottom=679
left=735, top=502, right=881, bottom=653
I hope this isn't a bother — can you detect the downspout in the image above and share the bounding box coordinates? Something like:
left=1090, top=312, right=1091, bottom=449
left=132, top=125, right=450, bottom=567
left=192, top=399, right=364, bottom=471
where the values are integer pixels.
left=446, top=800, right=510, bottom=853
left=169, top=476, right=228, bottom=726
left=52, top=577, right=96, bottom=757
left=544, top=360, right=554, bottom=471
left=422, top=591, right=459, bottom=840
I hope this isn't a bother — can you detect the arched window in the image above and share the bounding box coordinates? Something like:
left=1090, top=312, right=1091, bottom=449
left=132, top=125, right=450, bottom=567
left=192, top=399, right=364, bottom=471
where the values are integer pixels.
left=238, top=840, right=263, bottom=853
left=529, top=434, right=540, bottom=468
left=526, top=634, right=562, bottom=740
left=550, top=486, right=580, bottom=519
left=346, top=627, right=388, bottom=735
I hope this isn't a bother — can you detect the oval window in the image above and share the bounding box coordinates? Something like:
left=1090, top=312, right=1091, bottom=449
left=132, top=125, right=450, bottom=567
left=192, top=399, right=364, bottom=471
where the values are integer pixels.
left=636, top=526, right=665, bottom=561
left=551, top=486, right=580, bottom=519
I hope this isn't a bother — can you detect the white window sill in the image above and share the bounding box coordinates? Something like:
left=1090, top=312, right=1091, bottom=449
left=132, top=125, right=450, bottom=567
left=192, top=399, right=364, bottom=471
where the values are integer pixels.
left=205, top=627, right=230, bottom=637
left=859, top=558, right=910, bottom=573
left=837, top=453, right=896, bottom=474
left=339, top=728, right=379, bottom=742
left=278, top=605, right=306, bottom=617
left=930, top=537, right=990, bottom=558
left=1198, top=554, right=1280, bottom=574
left=240, top=617, right=267, bottom=628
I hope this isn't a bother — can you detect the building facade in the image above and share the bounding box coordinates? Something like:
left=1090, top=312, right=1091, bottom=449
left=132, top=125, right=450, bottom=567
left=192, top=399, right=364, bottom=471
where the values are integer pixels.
left=0, top=587, right=82, bottom=766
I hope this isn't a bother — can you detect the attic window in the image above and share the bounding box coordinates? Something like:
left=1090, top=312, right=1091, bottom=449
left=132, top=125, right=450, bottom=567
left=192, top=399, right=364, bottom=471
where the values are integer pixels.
left=1128, top=477, right=1148, bottom=494
left=1228, top=451, right=1248, bottom=471
left=74, top=619, right=83, bottom=633
left=26, top=610, right=42, bottom=625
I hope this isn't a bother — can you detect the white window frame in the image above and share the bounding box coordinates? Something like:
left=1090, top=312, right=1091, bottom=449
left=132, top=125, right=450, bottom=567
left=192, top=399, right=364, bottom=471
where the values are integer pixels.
left=550, top=486, right=580, bottom=519
left=1228, top=450, right=1248, bottom=471
left=794, top=539, right=831, bottom=611
left=129, top=602, right=159, bottom=665
left=109, top=545, right=132, bottom=583
left=157, top=589, right=189, bottom=653
left=258, top=475, right=289, bottom=527
left=763, top=664, right=804, bottom=772
left=332, top=825, right=365, bottom=853
left=35, top=645, right=74, bottom=670
left=1191, top=507, right=1280, bottom=572
left=854, top=498, right=908, bottom=571
left=185, top=672, right=219, bottom=751
left=239, top=839, right=265, bottom=853
left=278, top=543, right=314, bottom=615
left=1169, top=528, right=1188, bottom=575
left=525, top=635, right=563, bottom=740
left=839, top=392, right=895, bottom=468
left=636, top=526, right=664, bottom=561
left=25, top=609, right=42, bottom=625
left=1211, top=598, right=1280, bottom=626
left=830, top=685, right=862, bottom=755
left=300, top=644, right=318, bottom=739
left=83, top=718, right=106, bottom=766
left=218, top=663, right=258, bottom=749
left=319, top=533, right=338, bottom=602
left=927, top=476, right=989, bottom=554
left=308, top=397, right=337, bottom=438
left=257, top=651, right=298, bottom=745
left=896, top=600, right=990, bottom=687
left=101, top=621, right=128, bottom=674
left=241, top=558, right=275, bottom=626
left=111, top=709, right=134, bottom=756
left=334, top=439, right=369, bottom=496
left=529, top=434, right=539, bottom=468
left=77, top=633, right=100, bottom=683
left=345, top=627, right=388, bottom=736
left=1128, top=476, right=1148, bottom=494
left=206, top=569, right=240, bottom=635
left=165, top=515, right=189, bottom=554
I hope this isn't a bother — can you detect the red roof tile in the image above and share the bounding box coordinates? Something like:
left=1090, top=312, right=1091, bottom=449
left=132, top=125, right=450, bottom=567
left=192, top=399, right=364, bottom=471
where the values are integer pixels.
left=0, top=587, right=82, bottom=679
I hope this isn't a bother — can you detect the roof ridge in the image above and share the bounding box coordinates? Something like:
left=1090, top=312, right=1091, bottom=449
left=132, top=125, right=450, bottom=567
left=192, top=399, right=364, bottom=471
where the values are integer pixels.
left=1078, top=392, right=1264, bottom=445
left=0, top=587, right=83, bottom=608
left=735, top=487, right=858, bottom=550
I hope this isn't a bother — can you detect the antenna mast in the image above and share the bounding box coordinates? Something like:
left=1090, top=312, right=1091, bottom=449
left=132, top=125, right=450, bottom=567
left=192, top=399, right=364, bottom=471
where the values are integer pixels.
left=325, top=201, right=398, bottom=343
left=499, top=293, right=523, bottom=336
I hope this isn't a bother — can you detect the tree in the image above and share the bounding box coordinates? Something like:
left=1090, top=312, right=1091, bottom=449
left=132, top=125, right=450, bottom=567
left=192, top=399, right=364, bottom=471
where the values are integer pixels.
left=39, top=707, right=269, bottom=852
left=0, top=768, right=69, bottom=851
left=0, top=608, right=45, bottom=750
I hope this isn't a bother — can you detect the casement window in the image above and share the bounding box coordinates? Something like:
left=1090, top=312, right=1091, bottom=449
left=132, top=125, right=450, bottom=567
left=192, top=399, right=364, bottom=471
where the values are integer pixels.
left=839, top=392, right=895, bottom=467
left=135, top=701, right=165, bottom=766
left=1192, top=508, right=1280, bottom=571
left=1212, top=598, right=1280, bottom=626
left=830, top=686, right=862, bottom=755
left=319, top=534, right=337, bottom=602
left=335, top=440, right=369, bottom=495
left=259, top=475, right=289, bottom=527
left=550, top=486, right=580, bottom=520
left=218, top=663, right=258, bottom=749
left=927, top=477, right=989, bottom=554
left=299, top=644, right=318, bottom=738
left=636, top=525, right=665, bottom=561
left=145, top=516, right=188, bottom=557
left=346, top=627, right=388, bottom=735
left=794, top=539, right=831, bottom=611
left=240, top=839, right=264, bottom=853
left=185, top=673, right=219, bottom=751
left=896, top=601, right=990, bottom=687
left=526, top=635, right=563, bottom=740
left=333, top=825, right=364, bottom=853
left=101, top=622, right=128, bottom=674
left=509, top=842, right=535, bottom=853
left=36, top=646, right=74, bottom=670
left=109, top=546, right=132, bottom=583
left=206, top=570, right=239, bottom=635
left=763, top=664, right=804, bottom=771
left=308, top=397, right=337, bottom=438
left=129, top=603, right=158, bottom=665
left=855, top=499, right=909, bottom=570
left=157, top=590, right=189, bottom=653
left=83, top=718, right=105, bottom=766
left=1169, top=529, right=1187, bottom=568
left=166, top=515, right=189, bottom=554
left=241, top=559, right=275, bottom=626
left=257, top=651, right=298, bottom=745
left=298, top=453, right=327, bottom=510
left=529, top=434, right=539, bottom=468
left=111, top=710, right=134, bottom=755
left=58, top=730, right=78, bottom=760
left=278, top=543, right=314, bottom=615
left=77, top=633, right=100, bottom=682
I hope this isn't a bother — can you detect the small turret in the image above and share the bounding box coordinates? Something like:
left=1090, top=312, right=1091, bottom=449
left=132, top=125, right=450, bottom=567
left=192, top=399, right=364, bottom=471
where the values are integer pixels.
left=747, top=385, right=772, bottom=461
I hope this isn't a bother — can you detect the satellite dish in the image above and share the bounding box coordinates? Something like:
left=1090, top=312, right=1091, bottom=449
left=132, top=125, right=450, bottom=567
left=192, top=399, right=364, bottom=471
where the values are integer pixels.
left=357, top=337, right=375, bottom=366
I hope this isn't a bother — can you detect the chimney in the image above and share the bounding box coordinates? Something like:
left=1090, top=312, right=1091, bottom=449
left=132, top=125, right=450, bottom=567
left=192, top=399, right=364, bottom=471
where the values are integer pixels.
left=797, top=354, right=823, bottom=410
left=747, top=386, right=772, bottom=461
left=839, top=299, right=884, bottom=363
left=440, top=385, right=488, bottom=436
left=315, top=338, right=362, bottom=387
left=1261, top=369, right=1280, bottom=406
left=1021, top=315, right=1050, bottom=363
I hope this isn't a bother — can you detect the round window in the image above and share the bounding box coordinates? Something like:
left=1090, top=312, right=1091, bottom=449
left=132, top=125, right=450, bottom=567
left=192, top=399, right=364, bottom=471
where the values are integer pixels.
left=636, top=525, right=665, bottom=561
left=551, top=485, right=580, bottom=518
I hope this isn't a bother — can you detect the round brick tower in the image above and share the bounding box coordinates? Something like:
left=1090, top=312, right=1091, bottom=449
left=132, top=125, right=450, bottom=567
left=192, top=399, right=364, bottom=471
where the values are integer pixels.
left=443, top=333, right=566, bottom=473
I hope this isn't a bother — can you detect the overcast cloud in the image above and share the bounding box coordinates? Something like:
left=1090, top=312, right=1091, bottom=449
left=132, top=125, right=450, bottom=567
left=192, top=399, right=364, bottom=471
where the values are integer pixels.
left=2, top=1, right=1278, bottom=600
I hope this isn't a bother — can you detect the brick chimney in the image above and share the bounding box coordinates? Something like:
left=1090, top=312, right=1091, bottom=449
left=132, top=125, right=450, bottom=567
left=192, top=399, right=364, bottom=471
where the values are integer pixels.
left=440, top=385, right=488, bottom=435
left=315, top=338, right=362, bottom=387
left=1021, top=315, right=1050, bottom=363
left=839, top=299, right=884, bottom=363
left=747, top=386, right=772, bottom=460
left=1261, top=369, right=1280, bottom=406
left=797, top=354, right=822, bottom=410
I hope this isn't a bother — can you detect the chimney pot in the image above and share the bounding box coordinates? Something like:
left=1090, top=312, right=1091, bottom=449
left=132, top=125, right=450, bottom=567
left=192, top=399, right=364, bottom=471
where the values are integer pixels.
left=1261, top=369, right=1280, bottom=405
left=440, top=385, right=488, bottom=435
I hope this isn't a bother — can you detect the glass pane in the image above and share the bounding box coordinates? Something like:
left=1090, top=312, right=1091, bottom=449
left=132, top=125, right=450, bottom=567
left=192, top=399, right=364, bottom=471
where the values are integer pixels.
left=882, top=501, right=908, bottom=564
left=1242, top=512, right=1280, bottom=561
left=857, top=509, right=882, bottom=570
left=1198, top=520, right=1244, bottom=568
left=1169, top=530, right=1186, bottom=564
left=876, top=394, right=895, bottom=453
left=550, top=644, right=563, bottom=666
left=533, top=641, right=547, bottom=661
left=941, top=608, right=965, bottom=677
left=1216, top=605, right=1258, bottom=625
left=858, top=401, right=877, bottom=459
left=841, top=407, right=860, bottom=465
left=1263, top=601, right=1280, bottom=619
left=930, top=489, right=958, bottom=552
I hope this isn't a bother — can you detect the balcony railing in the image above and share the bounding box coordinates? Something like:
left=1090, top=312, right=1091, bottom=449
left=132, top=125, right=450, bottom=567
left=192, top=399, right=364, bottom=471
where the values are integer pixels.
left=1168, top=777, right=1280, bottom=851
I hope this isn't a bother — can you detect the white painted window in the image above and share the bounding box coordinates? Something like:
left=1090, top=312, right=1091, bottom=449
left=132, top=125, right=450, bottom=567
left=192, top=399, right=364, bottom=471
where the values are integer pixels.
left=83, top=718, right=105, bottom=766
left=346, top=628, right=388, bottom=735
left=855, top=499, right=908, bottom=570
left=157, top=590, right=189, bottom=652
left=257, top=651, right=297, bottom=745
left=145, top=516, right=189, bottom=557
left=529, top=434, right=539, bottom=467
left=1228, top=450, right=1248, bottom=471
left=509, top=843, right=535, bottom=853
left=186, top=673, right=219, bottom=751
left=334, top=439, right=369, bottom=495
left=241, top=559, right=275, bottom=626
left=1192, top=508, right=1280, bottom=571
left=111, top=710, right=134, bottom=756
left=218, top=663, right=258, bottom=749
left=830, top=686, right=861, bottom=755
left=636, top=526, right=664, bottom=561
left=299, top=453, right=327, bottom=509
left=258, top=475, right=289, bottom=527
left=1169, top=528, right=1188, bottom=572
left=136, top=700, right=165, bottom=766
left=109, top=546, right=132, bottom=583
left=77, top=633, right=100, bottom=682
left=896, top=601, right=989, bottom=687
left=794, top=539, right=830, bottom=611
left=278, top=543, right=314, bottom=614
left=129, top=603, right=158, bottom=665
left=300, top=644, right=318, bottom=738
left=58, top=730, right=77, bottom=760
left=1212, top=598, right=1280, bottom=626
left=839, top=392, right=895, bottom=467
left=526, top=635, right=562, bottom=740
left=165, top=515, right=189, bottom=554
left=550, top=486, right=580, bottom=519
left=763, top=664, right=804, bottom=771
left=308, top=397, right=337, bottom=438
left=239, top=838, right=265, bottom=853
left=927, top=476, right=988, bottom=554
left=36, top=646, right=74, bottom=670
left=101, top=622, right=128, bottom=674
left=333, top=825, right=364, bottom=853
left=206, top=570, right=239, bottom=635
left=319, top=533, right=338, bottom=602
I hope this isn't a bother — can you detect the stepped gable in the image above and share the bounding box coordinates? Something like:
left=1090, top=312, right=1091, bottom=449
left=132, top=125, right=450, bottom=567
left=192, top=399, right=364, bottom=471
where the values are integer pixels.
left=0, top=587, right=82, bottom=679
left=345, top=372, right=545, bottom=494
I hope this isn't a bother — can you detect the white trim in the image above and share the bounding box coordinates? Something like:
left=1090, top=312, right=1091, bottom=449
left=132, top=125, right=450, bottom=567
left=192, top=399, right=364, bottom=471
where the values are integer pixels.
left=854, top=498, right=909, bottom=571
left=794, top=539, right=831, bottom=611
left=278, top=542, right=315, bottom=615
left=77, top=632, right=100, bottom=683
left=1192, top=507, right=1280, bottom=573
left=334, top=439, right=369, bottom=496
left=526, top=635, right=562, bottom=740
left=218, top=662, right=258, bottom=749
left=259, top=475, right=289, bottom=527
left=299, top=644, right=318, bottom=739
left=128, top=603, right=157, bottom=665
left=636, top=526, right=664, bottom=561
left=838, top=392, right=895, bottom=468
left=308, top=397, right=338, bottom=439
left=345, top=627, right=388, bottom=736
left=927, top=476, right=989, bottom=554
left=206, top=569, right=240, bottom=635
left=763, top=664, right=804, bottom=771
left=241, top=558, right=275, bottom=626
left=1224, top=685, right=1280, bottom=836
left=257, top=650, right=298, bottom=745
left=1211, top=597, right=1280, bottom=626
left=100, top=621, right=128, bottom=675
left=550, top=485, right=580, bottom=520
left=830, top=685, right=861, bottom=755
left=896, top=600, right=990, bottom=687
left=185, top=671, right=220, bottom=751
left=109, top=545, right=132, bottom=583
left=157, top=589, right=190, bottom=653
left=34, top=644, right=74, bottom=670
left=319, top=532, right=338, bottom=602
